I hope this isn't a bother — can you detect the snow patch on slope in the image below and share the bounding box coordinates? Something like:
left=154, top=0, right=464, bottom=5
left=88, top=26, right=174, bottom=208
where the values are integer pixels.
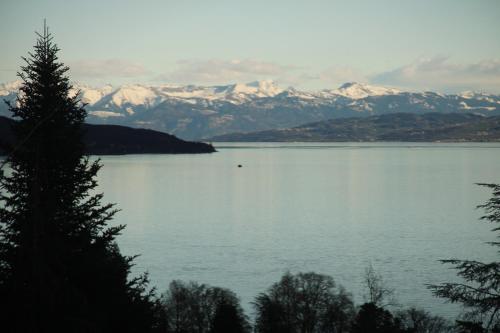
left=109, top=85, right=161, bottom=107
left=89, top=110, right=124, bottom=118
left=330, top=82, right=401, bottom=99
left=459, top=101, right=496, bottom=111
left=72, top=84, right=114, bottom=105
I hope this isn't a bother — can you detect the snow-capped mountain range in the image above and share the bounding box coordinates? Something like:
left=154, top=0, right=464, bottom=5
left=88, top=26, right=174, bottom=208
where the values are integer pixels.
left=1, top=80, right=499, bottom=140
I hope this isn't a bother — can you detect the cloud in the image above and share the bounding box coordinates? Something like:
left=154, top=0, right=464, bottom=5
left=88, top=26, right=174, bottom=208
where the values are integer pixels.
left=65, top=56, right=500, bottom=93
left=371, top=57, right=500, bottom=93
left=317, top=66, right=369, bottom=88
left=157, top=59, right=299, bottom=85
left=68, top=59, right=148, bottom=79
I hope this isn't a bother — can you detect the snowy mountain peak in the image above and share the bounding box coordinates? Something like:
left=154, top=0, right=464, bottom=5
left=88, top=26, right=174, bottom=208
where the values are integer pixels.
left=107, top=85, right=161, bottom=107
left=332, top=82, right=401, bottom=99
left=71, top=83, right=115, bottom=105
left=0, top=79, right=499, bottom=140
left=1, top=80, right=498, bottom=113
left=458, top=91, right=493, bottom=99
left=226, top=80, right=283, bottom=98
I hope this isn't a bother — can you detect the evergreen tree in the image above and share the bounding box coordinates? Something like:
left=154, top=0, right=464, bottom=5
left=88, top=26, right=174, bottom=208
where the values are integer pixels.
left=0, top=23, right=157, bottom=332
left=429, top=183, right=500, bottom=332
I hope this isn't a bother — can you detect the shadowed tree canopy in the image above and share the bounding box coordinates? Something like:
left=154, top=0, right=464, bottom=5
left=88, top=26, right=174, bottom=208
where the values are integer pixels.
left=0, top=23, right=158, bottom=332
left=159, top=280, right=250, bottom=333
left=395, top=307, right=453, bottom=333
left=351, top=302, right=401, bottom=333
left=253, top=271, right=356, bottom=333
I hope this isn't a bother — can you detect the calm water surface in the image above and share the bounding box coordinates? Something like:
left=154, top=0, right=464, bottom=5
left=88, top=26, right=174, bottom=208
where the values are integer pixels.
left=97, top=142, right=500, bottom=318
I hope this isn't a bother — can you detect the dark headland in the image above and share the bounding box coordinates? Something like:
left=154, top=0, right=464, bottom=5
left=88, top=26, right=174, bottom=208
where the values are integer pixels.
left=0, top=116, right=216, bottom=155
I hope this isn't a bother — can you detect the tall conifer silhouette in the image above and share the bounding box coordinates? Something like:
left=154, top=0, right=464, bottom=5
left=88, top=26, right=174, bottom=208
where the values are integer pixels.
left=0, top=22, right=157, bottom=332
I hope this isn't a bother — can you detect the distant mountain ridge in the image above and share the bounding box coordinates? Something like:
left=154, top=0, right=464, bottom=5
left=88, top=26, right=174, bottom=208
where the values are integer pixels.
left=0, top=116, right=215, bottom=155
left=1, top=80, right=499, bottom=140
left=208, top=113, right=500, bottom=142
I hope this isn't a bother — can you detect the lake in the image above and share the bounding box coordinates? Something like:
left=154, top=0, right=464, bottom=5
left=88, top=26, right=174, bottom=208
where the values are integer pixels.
left=97, top=142, right=500, bottom=318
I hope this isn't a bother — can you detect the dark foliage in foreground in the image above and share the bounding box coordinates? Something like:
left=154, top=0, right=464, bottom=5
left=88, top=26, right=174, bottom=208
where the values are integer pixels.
left=429, top=183, right=500, bottom=331
left=250, top=271, right=457, bottom=333
left=0, top=25, right=159, bottom=331
left=0, top=25, right=496, bottom=333
left=155, top=273, right=462, bottom=333
left=351, top=302, right=401, bottom=333
left=253, top=272, right=356, bottom=333
left=158, top=280, right=250, bottom=333
left=395, top=307, right=455, bottom=333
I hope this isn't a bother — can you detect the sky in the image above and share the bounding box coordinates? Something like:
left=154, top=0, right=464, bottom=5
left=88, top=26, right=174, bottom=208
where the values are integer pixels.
left=0, top=0, right=499, bottom=93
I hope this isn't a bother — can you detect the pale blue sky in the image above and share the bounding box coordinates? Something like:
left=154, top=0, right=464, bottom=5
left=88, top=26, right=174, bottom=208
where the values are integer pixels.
left=1, top=0, right=499, bottom=92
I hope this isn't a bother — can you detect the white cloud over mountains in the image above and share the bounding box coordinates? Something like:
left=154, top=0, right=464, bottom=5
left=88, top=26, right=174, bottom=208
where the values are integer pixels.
left=372, top=57, right=500, bottom=93
left=156, top=59, right=298, bottom=85
left=65, top=56, right=500, bottom=93
left=317, top=66, right=369, bottom=89
left=158, top=57, right=500, bottom=93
